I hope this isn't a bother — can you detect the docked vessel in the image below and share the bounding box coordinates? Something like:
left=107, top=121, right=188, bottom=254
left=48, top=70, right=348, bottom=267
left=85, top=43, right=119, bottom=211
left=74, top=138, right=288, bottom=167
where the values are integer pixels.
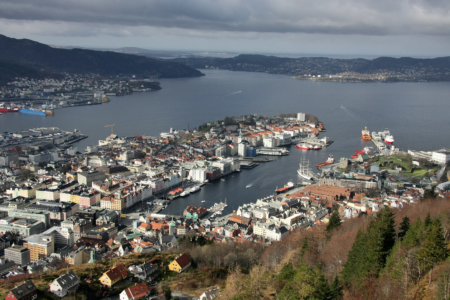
left=0, top=105, right=19, bottom=113
left=362, top=127, right=371, bottom=141
left=20, top=108, right=46, bottom=116
left=385, top=134, right=394, bottom=145
left=297, top=157, right=313, bottom=180
left=189, top=186, right=200, bottom=193
left=45, top=110, right=54, bottom=116
left=276, top=180, right=295, bottom=194
left=355, top=149, right=365, bottom=155
left=313, top=144, right=322, bottom=150
left=296, top=143, right=312, bottom=150
left=180, top=190, right=190, bottom=197
left=316, top=155, right=335, bottom=168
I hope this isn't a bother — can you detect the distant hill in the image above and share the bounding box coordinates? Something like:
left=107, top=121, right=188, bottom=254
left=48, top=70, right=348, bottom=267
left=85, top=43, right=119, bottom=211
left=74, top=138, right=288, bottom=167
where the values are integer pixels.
left=0, top=35, right=204, bottom=78
left=0, top=61, right=63, bottom=86
left=172, top=54, right=450, bottom=82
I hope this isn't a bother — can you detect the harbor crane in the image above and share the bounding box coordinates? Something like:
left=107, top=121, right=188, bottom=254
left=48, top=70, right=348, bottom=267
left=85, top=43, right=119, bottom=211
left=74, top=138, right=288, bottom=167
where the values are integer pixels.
left=105, top=124, right=115, bottom=135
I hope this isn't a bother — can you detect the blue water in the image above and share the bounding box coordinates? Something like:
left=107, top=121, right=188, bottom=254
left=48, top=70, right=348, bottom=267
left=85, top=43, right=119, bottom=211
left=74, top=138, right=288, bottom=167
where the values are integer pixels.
left=1, top=69, right=450, bottom=213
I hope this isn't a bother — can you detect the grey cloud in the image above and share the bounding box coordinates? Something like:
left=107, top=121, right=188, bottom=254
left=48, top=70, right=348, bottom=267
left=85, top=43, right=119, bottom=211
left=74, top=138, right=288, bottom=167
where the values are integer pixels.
left=1, top=0, right=449, bottom=36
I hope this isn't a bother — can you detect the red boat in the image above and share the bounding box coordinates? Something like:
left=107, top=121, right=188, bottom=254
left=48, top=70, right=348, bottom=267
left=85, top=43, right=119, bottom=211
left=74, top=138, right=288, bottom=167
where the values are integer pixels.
left=316, top=155, right=335, bottom=168
left=355, top=149, right=365, bottom=155
left=0, top=107, right=19, bottom=112
left=351, top=155, right=359, bottom=159
left=296, top=143, right=312, bottom=150
left=276, top=181, right=295, bottom=194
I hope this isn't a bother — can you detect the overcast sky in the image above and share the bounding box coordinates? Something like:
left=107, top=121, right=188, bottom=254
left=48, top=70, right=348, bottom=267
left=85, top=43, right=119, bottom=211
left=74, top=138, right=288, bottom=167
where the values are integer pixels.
left=1, top=0, right=450, bottom=57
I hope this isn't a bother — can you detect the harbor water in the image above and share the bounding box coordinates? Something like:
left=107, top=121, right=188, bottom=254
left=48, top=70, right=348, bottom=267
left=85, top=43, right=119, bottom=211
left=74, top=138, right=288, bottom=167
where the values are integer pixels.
left=1, top=69, right=450, bottom=214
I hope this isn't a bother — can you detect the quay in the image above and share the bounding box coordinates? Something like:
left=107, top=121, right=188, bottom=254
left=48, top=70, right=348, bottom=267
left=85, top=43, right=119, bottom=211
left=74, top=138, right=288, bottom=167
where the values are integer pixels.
left=256, top=147, right=289, bottom=156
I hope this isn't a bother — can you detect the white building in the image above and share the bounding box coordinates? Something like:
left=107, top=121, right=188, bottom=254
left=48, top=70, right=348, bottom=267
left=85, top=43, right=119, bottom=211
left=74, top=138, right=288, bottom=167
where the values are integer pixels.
left=432, top=151, right=450, bottom=164
left=189, top=168, right=207, bottom=183
left=41, top=227, right=74, bottom=248
left=238, top=143, right=247, bottom=157
left=297, top=112, right=306, bottom=122
left=49, top=271, right=79, bottom=298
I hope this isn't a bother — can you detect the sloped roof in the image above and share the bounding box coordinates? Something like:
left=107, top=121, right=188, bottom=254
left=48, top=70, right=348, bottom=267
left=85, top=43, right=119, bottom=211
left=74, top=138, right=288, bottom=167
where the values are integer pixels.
left=175, top=253, right=191, bottom=268
left=9, top=280, right=36, bottom=299
left=104, top=264, right=128, bottom=281
left=124, top=282, right=150, bottom=299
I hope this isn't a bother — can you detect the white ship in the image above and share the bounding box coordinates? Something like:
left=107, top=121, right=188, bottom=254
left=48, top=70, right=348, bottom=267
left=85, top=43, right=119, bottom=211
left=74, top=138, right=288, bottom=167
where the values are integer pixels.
left=190, top=186, right=200, bottom=193
left=297, top=157, right=313, bottom=180
left=180, top=190, right=190, bottom=197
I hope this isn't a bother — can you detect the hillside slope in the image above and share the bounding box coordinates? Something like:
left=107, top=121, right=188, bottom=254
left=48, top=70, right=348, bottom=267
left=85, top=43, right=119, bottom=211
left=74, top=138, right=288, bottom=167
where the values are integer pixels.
left=0, top=35, right=204, bottom=78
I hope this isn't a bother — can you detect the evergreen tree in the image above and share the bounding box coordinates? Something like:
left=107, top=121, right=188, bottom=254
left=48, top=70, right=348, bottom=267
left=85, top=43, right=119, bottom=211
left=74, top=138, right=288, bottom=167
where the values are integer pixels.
left=402, top=217, right=424, bottom=247
left=313, top=270, right=333, bottom=300
left=418, top=219, right=448, bottom=271
left=330, top=276, right=343, bottom=300
left=163, top=286, right=172, bottom=300
left=342, top=229, right=366, bottom=285
left=398, top=216, right=410, bottom=240
left=277, top=262, right=295, bottom=283
left=424, top=213, right=432, bottom=230
left=300, top=237, right=308, bottom=261
left=342, top=207, right=396, bottom=286
left=326, top=207, right=341, bottom=233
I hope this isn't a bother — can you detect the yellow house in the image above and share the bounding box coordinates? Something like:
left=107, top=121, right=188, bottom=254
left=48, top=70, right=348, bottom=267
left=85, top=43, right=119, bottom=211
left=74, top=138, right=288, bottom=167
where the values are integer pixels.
left=169, top=253, right=191, bottom=273
left=99, top=264, right=128, bottom=288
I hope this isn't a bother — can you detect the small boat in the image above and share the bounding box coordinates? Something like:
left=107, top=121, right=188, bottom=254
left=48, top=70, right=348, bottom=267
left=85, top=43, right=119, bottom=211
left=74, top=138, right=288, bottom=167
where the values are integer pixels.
left=221, top=178, right=225, bottom=181
left=246, top=184, right=251, bottom=188
left=201, top=200, right=206, bottom=203
left=313, top=144, right=322, bottom=150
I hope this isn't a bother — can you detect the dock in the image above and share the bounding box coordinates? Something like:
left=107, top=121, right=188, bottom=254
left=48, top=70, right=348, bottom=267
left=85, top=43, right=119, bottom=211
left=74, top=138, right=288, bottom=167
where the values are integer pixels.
left=256, top=147, right=289, bottom=156
left=293, top=136, right=333, bottom=146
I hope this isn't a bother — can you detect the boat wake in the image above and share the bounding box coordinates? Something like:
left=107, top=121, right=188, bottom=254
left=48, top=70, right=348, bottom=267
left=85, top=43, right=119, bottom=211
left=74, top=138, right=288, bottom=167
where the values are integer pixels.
left=225, top=91, right=242, bottom=96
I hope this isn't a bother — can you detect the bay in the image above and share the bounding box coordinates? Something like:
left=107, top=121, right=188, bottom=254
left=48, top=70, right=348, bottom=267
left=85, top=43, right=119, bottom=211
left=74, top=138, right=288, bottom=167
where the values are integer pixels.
left=1, top=69, right=449, bottom=214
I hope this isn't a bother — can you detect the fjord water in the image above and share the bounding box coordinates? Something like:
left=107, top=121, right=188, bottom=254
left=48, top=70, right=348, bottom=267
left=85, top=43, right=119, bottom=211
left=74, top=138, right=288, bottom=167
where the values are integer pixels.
left=1, top=69, right=450, bottom=213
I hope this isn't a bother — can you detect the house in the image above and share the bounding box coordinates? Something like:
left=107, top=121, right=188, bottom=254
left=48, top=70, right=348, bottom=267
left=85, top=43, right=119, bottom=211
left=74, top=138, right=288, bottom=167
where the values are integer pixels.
left=49, top=271, right=80, bottom=298
left=6, top=280, right=37, bottom=300
left=99, top=264, right=128, bottom=288
left=168, top=253, right=191, bottom=273
left=117, top=243, right=133, bottom=257
left=159, top=234, right=178, bottom=247
left=128, top=261, right=159, bottom=282
left=199, top=287, right=220, bottom=300
left=119, top=282, right=151, bottom=300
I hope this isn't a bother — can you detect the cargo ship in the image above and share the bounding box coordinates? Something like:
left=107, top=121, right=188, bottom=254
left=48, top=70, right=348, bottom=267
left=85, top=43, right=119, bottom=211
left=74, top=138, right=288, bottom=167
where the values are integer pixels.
left=362, top=127, right=371, bottom=141
left=0, top=105, right=19, bottom=113
left=276, top=180, right=295, bottom=194
left=379, top=129, right=394, bottom=145
left=20, top=109, right=46, bottom=116
left=316, top=155, right=335, bottom=168
left=296, top=143, right=312, bottom=150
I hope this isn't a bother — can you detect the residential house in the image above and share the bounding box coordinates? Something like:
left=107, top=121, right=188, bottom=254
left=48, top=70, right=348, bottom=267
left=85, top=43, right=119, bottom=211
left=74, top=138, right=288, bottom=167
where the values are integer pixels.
left=99, top=264, right=128, bottom=288
left=119, top=282, right=151, bottom=300
left=199, top=288, right=220, bottom=300
left=49, top=271, right=80, bottom=298
left=128, top=262, right=159, bottom=282
left=6, top=280, right=37, bottom=300
left=168, top=253, right=191, bottom=273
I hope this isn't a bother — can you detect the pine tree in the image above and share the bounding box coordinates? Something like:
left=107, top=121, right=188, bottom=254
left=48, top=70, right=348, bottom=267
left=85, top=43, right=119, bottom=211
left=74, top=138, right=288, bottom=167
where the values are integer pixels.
left=277, top=262, right=295, bottom=283
left=326, top=207, right=342, bottom=233
left=418, top=219, right=448, bottom=270
left=300, top=237, right=308, bottom=261
left=424, top=213, right=432, bottom=230
left=330, top=276, right=343, bottom=300
left=342, top=229, right=366, bottom=285
left=313, top=270, right=333, bottom=300
left=402, top=217, right=424, bottom=247
left=398, top=216, right=410, bottom=240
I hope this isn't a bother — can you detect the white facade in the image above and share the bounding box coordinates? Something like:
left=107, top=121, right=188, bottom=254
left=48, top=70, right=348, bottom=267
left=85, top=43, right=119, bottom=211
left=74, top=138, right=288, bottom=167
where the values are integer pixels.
left=432, top=151, right=450, bottom=164
left=238, top=143, right=247, bottom=157
left=189, top=168, right=207, bottom=183
left=297, top=112, right=306, bottom=122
